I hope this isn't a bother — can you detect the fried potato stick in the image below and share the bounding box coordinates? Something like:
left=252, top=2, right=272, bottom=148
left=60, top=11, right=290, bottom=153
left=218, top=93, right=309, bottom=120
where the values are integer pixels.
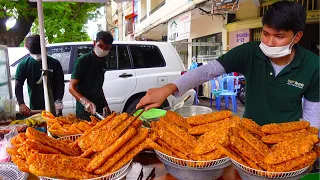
left=264, top=135, right=316, bottom=164
left=72, top=112, right=116, bottom=146
left=28, top=154, right=94, bottom=179
left=230, top=136, right=264, bottom=163
left=216, top=144, right=249, bottom=167
left=158, top=128, right=193, bottom=156
left=166, top=122, right=197, bottom=147
left=195, top=126, right=230, bottom=155
left=86, top=127, right=136, bottom=172
left=267, top=151, right=317, bottom=172
left=109, top=140, right=149, bottom=173
left=188, top=116, right=241, bottom=135
left=26, top=128, right=80, bottom=156
left=186, top=111, right=232, bottom=125
left=165, top=111, right=191, bottom=129
left=10, top=133, right=27, bottom=148
left=230, top=146, right=262, bottom=170
left=25, top=140, right=61, bottom=154
left=198, top=150, right=224, bottom=161
left=157, top=139, right=188, bottom=160
left=6, top=147, right=19, bottom=156
left=306, top=127, right=319, bottom=135
left=261, top=129, right=310, bottom=144
left=11, top=156, right=29, bottom=173
left=241, top=118, right=265, bottom=137
left=94, top=128, right=149, bottom=174
left=91, top=115, right=138, bottom=152
left=261, top=121, right=310, bottom=134
left=146, top=138, right=175, bottom=157
left=239, top=129, right=271, bottom=156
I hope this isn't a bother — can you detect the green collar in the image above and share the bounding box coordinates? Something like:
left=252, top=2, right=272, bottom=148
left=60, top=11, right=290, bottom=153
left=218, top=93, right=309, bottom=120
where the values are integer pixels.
left=255, top=42, right=305, bottom=69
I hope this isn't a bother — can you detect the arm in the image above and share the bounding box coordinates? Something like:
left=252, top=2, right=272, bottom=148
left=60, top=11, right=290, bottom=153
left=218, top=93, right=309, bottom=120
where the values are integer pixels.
left=172, top=60, right=226, bottom=97
left=15, top=61, right=30, bottom=116
left=69, top=79, right=84, bottom=102
left=136, top=61, right=225, bottom=110
left=53, top=59, right=65, bottom=101
left=136, top=42, right=251, bottom=110
left=302, top=69, right=319, bottom=128
left=302, top=99, right=320, bottom=128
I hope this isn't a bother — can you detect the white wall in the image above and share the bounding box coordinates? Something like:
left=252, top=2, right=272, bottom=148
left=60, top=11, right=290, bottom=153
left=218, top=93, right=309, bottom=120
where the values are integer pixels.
left=135, top=0, right=193, bottom=37
left=187, top=11, right=227, bottom=68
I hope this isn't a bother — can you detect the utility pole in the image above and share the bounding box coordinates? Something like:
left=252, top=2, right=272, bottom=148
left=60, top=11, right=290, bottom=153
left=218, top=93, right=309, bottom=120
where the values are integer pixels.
left=117, top=2, right=123, bottom=41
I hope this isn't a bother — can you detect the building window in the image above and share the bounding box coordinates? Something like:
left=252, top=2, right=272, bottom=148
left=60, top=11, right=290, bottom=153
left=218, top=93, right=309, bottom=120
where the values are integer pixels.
left=150, top=0, right=165, bottom=15
left=192, top=33, right=223, bottom=60
left=251, top=28, right=262, bottom=42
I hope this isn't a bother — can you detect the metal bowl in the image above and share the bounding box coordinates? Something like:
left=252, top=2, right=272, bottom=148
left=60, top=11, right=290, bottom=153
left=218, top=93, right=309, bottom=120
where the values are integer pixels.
left=232, top=163, right=311, bottom=180
left=174, top=105, right=212, bottom=118
left=156, top=152, right=230, bottom=180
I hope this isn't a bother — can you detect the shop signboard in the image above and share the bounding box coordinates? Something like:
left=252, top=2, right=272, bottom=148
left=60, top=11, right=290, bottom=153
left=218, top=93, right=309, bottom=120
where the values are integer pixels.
left=229, top=28, right=250, bottom=49
left=168, top=11, right=191, bottom=42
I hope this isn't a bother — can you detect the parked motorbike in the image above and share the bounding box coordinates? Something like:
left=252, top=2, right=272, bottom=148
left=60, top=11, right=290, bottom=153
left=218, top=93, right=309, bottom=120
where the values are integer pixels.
left=237, top=76, right=245, bottom=105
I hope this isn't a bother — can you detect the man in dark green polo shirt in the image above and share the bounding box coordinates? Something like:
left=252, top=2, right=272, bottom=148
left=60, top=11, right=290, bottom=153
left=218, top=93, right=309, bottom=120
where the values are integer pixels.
left=69, top=31, right=113, bottom=120
left=15, top=35, right=64, bottom=116
left=136, top=1, right=319, bottom=126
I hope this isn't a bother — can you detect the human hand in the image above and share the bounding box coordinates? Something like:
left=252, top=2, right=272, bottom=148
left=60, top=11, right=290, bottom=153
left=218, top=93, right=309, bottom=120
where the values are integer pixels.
left=79, top=97, right=96, bottom=115
left=136, top=84, right=178, bottom=111
left=19, top=104, right=31, bottom=116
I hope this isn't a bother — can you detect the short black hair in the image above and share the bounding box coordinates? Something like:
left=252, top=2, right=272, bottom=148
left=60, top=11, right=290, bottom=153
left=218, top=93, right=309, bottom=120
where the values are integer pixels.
left=25, top=34, right=41, bottom=54
left=96, top=31, right=113, bottom=44
left=262, top=1, right=306, bottom=34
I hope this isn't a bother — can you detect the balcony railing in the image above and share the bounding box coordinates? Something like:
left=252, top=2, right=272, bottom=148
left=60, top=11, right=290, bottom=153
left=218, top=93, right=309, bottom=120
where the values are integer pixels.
left=140, top=15, right=147, bottom=23
left=149, top=1, right=166, bottom=15
left=260, top=0, right=319, bottom=16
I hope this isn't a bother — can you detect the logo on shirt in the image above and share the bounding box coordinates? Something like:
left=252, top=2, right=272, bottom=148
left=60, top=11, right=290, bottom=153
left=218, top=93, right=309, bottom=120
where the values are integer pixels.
left=287, top=79, right=304, bottom=89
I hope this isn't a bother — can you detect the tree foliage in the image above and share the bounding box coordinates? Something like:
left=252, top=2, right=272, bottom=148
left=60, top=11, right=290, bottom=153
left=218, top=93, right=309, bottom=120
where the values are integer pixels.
left=0, top=0, right=103, bottom=46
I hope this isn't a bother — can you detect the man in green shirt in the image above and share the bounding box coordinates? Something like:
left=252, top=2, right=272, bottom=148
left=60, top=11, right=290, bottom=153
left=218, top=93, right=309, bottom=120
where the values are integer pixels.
left=69, top=31, right=113, bottom=120
left=15, top=35, right=64, bottom=116
left=136, top=1, right=319, bottom=125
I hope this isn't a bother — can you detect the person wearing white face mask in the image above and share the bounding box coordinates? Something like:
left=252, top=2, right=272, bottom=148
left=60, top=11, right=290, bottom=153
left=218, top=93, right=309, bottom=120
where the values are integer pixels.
left=15, top=35, right=65, bottom=116
left=69, top=31, right=113, bottom=121
left=136, top=1, right=319, bottom=127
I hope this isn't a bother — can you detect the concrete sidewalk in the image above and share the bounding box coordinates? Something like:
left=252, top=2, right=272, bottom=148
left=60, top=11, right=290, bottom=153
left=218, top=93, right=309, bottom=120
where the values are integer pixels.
left=197, top=97, right=245, bottom=117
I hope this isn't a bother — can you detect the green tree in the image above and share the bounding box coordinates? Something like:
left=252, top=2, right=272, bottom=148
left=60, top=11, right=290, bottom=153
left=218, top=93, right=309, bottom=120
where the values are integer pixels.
left=0, top=0, right=103, bottom=47
left=0, top=0, right=37, bottom=47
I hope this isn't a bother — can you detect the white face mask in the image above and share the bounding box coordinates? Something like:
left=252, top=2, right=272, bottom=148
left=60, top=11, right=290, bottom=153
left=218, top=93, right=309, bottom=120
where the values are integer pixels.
left=259, top=35, right=296, bottom=58
left=94, top=45, right=109, bottom=57
left=30, top=54, right=42, bottom=61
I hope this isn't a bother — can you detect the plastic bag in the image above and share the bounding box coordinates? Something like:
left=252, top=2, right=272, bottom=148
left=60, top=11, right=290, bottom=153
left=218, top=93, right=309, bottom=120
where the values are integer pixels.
left=0, top=127, right=18, bottom=162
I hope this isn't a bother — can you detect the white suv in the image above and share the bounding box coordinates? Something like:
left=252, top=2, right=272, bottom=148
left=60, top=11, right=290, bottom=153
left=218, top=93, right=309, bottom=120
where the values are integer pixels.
left=9, top=41, right=195, bottom=114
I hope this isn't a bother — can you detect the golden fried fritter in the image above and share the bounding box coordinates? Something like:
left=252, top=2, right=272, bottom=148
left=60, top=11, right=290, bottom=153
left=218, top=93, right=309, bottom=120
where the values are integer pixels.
left=239, top=129, right=271, bottom=156
left=186, top=111, right=232, bottom=125
left=261, top=129, right=310, bottom=144
left=261, top=121, right=310, bottom=134
left=241, top=118, right=265, bottom=137
left=264, top=135, right=316, bottom=164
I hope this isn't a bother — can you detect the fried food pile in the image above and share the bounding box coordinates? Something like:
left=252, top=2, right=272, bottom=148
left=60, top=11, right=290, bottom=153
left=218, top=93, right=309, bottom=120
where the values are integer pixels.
left=218, top=118, right=319, bottom=174
left=41, top=111, right=100, bottom=137
left=7, top=112, right=154, bottom=179
left=147, top=110, right=239, bottom=167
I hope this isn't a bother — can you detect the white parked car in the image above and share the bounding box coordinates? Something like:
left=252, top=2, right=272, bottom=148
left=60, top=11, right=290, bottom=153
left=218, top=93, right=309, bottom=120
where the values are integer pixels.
left=9, top=41, right=195, bottom=115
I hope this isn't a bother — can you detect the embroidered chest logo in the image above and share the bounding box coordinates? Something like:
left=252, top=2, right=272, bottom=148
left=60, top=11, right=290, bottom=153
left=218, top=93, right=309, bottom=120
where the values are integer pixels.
left=287, top=79, right=304, bottom=89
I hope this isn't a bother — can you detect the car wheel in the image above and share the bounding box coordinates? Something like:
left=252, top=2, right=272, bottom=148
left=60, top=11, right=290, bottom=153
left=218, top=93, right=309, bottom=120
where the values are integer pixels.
left=125, top=98, right=169, bottom=113
left=125, top=98, right=141, bottom=113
